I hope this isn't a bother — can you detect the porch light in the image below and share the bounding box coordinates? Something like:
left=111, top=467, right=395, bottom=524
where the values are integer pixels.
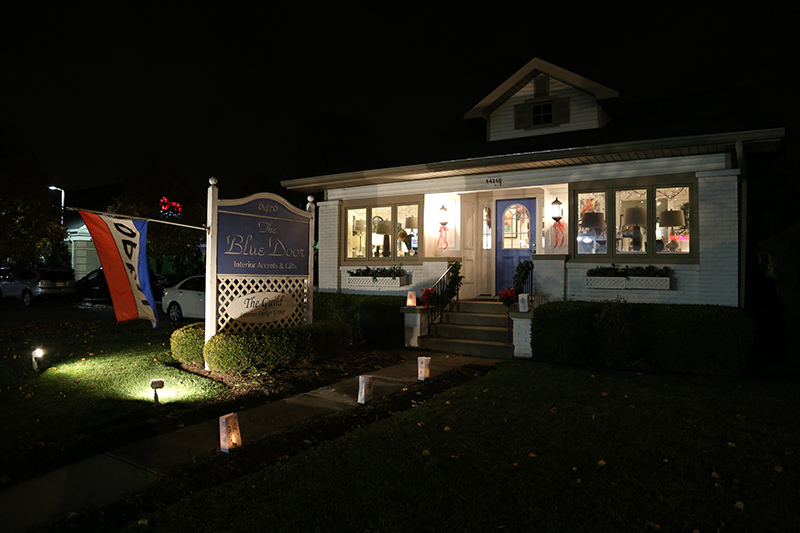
left=31, top=348, right=44, bottom=370
left=418, top=356, right=431, bottom=381
left=437, top=205, right=450, bottom=251
left=219, top=413, right=241, bottom=452
left=150, top=379, right=164, bottom=404
left=406, top=291, right=417, bottom=307
left=550, top=197, right=563, bottom=221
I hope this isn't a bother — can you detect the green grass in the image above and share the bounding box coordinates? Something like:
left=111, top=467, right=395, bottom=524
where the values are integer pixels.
left=136, top=361, right=800, bottom=532
left=0, top=320, right=228, bottom=464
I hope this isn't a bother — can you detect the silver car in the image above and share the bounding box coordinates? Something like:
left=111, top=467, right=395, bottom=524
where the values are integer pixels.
left=161, top=275, right=205, bottom=321
left=0, top=267, right=76, bottom=306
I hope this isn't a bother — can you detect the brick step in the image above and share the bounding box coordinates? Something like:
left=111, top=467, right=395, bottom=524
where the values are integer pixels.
left=418, top=336, right=514, bottom=359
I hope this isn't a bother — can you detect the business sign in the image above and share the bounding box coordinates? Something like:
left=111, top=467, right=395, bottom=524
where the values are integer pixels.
left=226, top=291, right=297, bottom=323
left=216, top=194, right=312, bottom=276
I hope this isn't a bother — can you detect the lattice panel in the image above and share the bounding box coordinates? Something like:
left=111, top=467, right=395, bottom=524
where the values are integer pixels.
left=216, top=275, right=309, bottom=334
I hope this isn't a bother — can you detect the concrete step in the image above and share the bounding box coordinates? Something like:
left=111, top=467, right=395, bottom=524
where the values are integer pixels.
left=418, top=336, right=514, bottom=359
left=432, top=323, right=510, bottom=343
left=452, top=299, right=507, bottom=315
left=440, top=311, right=508, bottom=328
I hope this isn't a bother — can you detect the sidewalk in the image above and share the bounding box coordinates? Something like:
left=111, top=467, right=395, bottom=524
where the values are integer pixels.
left=1, top=352, right=502, bottom=532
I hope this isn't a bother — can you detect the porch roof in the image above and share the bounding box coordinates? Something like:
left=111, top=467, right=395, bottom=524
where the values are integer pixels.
left=280, top=127, right=785, bottom=194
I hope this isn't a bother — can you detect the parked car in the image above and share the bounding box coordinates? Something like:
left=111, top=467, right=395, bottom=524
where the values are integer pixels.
left=76, top=268, right=110, bottom=301
left=0, top=267, right=76, bottom=306
left=161, top=275, right=205, bottom=321
left=77, top=268, right=169, bottom=303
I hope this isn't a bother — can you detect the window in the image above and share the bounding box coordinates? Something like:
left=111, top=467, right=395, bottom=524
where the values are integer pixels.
left=344, top=201, right=421, bottom=262
left=514, top=96, right=570, bottom=130
left=571, top=177, right=696, bottom=261
left=502, top=203, right=531, bottom=249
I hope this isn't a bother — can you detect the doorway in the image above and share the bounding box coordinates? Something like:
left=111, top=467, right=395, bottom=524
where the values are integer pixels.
left=495, top=199, right=535, bottom=294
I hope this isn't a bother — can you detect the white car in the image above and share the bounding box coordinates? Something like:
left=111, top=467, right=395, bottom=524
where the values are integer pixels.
left=161, top=275, right=205, bottom=321
left=0, top=267, right=76, bottom=306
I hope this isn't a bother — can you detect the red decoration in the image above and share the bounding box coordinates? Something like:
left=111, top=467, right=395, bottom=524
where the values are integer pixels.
left=553, top=219, right=565, bottom=247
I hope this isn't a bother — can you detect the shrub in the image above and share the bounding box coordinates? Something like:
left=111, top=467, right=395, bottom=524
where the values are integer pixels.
left=314, top=292, right=405, bottom=346
left=204, top=320, right=351, bottom=375
left=531, top=301, right=753, bottom=375
left=169, top=322, right=206, bottom=367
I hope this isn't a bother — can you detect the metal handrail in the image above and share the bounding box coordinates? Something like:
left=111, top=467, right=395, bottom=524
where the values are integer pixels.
left=426, top=262, right=460, bottom=334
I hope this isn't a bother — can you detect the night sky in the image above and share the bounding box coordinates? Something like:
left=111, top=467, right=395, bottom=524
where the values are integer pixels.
left=3, top=5, right=795, bottom=201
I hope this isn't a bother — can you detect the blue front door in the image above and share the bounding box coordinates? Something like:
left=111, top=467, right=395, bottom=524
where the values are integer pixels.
left=495, top=199, right=536, bottom=294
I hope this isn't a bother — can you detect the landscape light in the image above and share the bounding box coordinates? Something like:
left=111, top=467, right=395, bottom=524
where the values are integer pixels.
left=150, top=379, right=165, bottom=404
left=358, top=375, right=374, bottom=404
left=31, top=348, right=44, bottom=370
left=418, top=356, right=431, bottom=381
left=219, top=413, right=241, bottom=453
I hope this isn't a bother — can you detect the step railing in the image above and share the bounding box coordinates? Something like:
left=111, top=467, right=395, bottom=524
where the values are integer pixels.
left=426, top=261, right=462, bottom=335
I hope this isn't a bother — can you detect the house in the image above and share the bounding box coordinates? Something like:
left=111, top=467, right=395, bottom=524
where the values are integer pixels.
left=280, top=58, right=784, bottom=354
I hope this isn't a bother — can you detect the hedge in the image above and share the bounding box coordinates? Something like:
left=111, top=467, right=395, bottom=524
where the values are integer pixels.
left=169, top=322, right=206, bottom=367
left=314, top=292, right=405, bottom=347
left=203, top=320, right=352, bottom=375
left=531, top=301, right=754, bottom=375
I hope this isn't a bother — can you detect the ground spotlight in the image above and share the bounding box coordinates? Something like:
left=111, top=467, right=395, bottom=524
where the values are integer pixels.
left=150, top=379, right=165, bottom=404
left=31, top=348, right=44, bottom=371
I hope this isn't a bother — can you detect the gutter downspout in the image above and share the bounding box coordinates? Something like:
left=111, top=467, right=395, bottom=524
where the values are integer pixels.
left=736, top=141, right=748, bottom=308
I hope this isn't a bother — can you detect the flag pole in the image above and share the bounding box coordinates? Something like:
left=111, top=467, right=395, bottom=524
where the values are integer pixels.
left=67, top=207, right=205, bottom=231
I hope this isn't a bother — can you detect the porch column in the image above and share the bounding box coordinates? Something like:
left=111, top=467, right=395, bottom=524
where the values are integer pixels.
left=317, top=200, right=341, bottom=292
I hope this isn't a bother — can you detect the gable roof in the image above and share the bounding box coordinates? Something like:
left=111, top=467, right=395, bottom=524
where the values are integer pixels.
left=464, top=57, right=619, bottom=120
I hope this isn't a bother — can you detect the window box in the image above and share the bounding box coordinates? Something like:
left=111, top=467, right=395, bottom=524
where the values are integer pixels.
left=346, top=274, right=409, bottom=288
left=584, top=276, right=670, bottom=290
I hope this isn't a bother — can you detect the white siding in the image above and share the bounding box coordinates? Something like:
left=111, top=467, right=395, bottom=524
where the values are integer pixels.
left=317, top=200, right=341, bottom=292
left=697, top=174, right=739, bottom=306
left=488, top=78, right=602, bottom=141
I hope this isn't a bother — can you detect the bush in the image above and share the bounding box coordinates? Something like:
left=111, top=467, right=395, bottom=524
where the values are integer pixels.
left=314, top=292, right=405, bottom=346
left=531, top=301, right=753, bottom=375
left=169, top=322, right=206, bottom=367
left=204, top=320, right=351, bottom=375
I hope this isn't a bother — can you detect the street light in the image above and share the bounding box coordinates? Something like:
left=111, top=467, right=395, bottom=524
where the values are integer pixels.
left=49, top=186, right=65, bottom=225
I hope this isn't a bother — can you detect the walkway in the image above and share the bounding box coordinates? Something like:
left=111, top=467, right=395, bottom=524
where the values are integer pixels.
left=1, top=352, right=502, bottom=532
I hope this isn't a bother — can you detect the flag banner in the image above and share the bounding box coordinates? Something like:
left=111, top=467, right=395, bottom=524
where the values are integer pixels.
left=79, top=211, right=158, bottom=326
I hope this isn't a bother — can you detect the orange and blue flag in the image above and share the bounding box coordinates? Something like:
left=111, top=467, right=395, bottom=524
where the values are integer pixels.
left=79, top=211, right=158, bottom=326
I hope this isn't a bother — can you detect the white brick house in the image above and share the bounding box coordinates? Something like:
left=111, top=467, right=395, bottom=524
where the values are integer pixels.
left=282, top=58, right=784, bottom=309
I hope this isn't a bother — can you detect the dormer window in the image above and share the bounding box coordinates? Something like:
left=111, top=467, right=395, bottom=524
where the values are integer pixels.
left=514, top=96, right=570, bottom=130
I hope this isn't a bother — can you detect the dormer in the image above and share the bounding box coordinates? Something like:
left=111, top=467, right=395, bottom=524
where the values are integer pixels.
left=464, top=58, right=620, bottom=142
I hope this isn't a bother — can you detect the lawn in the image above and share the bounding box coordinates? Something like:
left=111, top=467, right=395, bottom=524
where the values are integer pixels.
left=131, top=361, right=800, bottom=532
left=0, top=319, right=230, bottom=482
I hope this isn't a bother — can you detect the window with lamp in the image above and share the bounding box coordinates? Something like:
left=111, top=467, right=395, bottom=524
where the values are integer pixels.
left=344, top=200, right=421, bottom=262
left=571, top=176, right=695, bottom=261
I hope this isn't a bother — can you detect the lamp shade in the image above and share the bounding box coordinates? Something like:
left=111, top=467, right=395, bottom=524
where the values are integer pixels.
left=581, top=212, right=605, bottom=228
left=404, top=216, right=418, bottom=229
left=374, top=220, right=392, bottom=235
left=659, top=210, right=685, bottom=227
left=354, top=219, right=366, bottom=232
left=624, top=207, right=646, bottom=226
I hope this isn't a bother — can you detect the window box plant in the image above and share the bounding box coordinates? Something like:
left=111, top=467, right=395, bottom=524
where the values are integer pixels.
left=585, top=264, right=671, bottom=290
left=346, top=264, right=409, bottom=287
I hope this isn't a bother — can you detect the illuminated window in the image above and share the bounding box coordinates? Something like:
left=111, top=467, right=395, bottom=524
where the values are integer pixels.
left=343, top=200, right=421, bottom=262
left=502, top=204, right=531, bottom=249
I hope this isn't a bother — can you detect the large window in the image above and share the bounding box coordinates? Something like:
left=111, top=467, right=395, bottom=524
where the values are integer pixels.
left=344, top=200, right=420, bottom=262
left=571, top=177, right=695, bottom=261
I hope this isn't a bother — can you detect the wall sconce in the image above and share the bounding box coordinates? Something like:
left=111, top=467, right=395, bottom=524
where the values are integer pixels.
left=550, top=197, right=565, bottom=247
left=406, top=291, right=417, bottom=307
left=437, top=205, right=449, bottom=251
left=358, top=375, right=374, bottom=404
left=418, top=357, right=431, bottom=381
left=150, top=379, right=164, bottom=404
left=219, top=413, right=241, bottom=453
left=31, top=348, right=44, bottom=371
